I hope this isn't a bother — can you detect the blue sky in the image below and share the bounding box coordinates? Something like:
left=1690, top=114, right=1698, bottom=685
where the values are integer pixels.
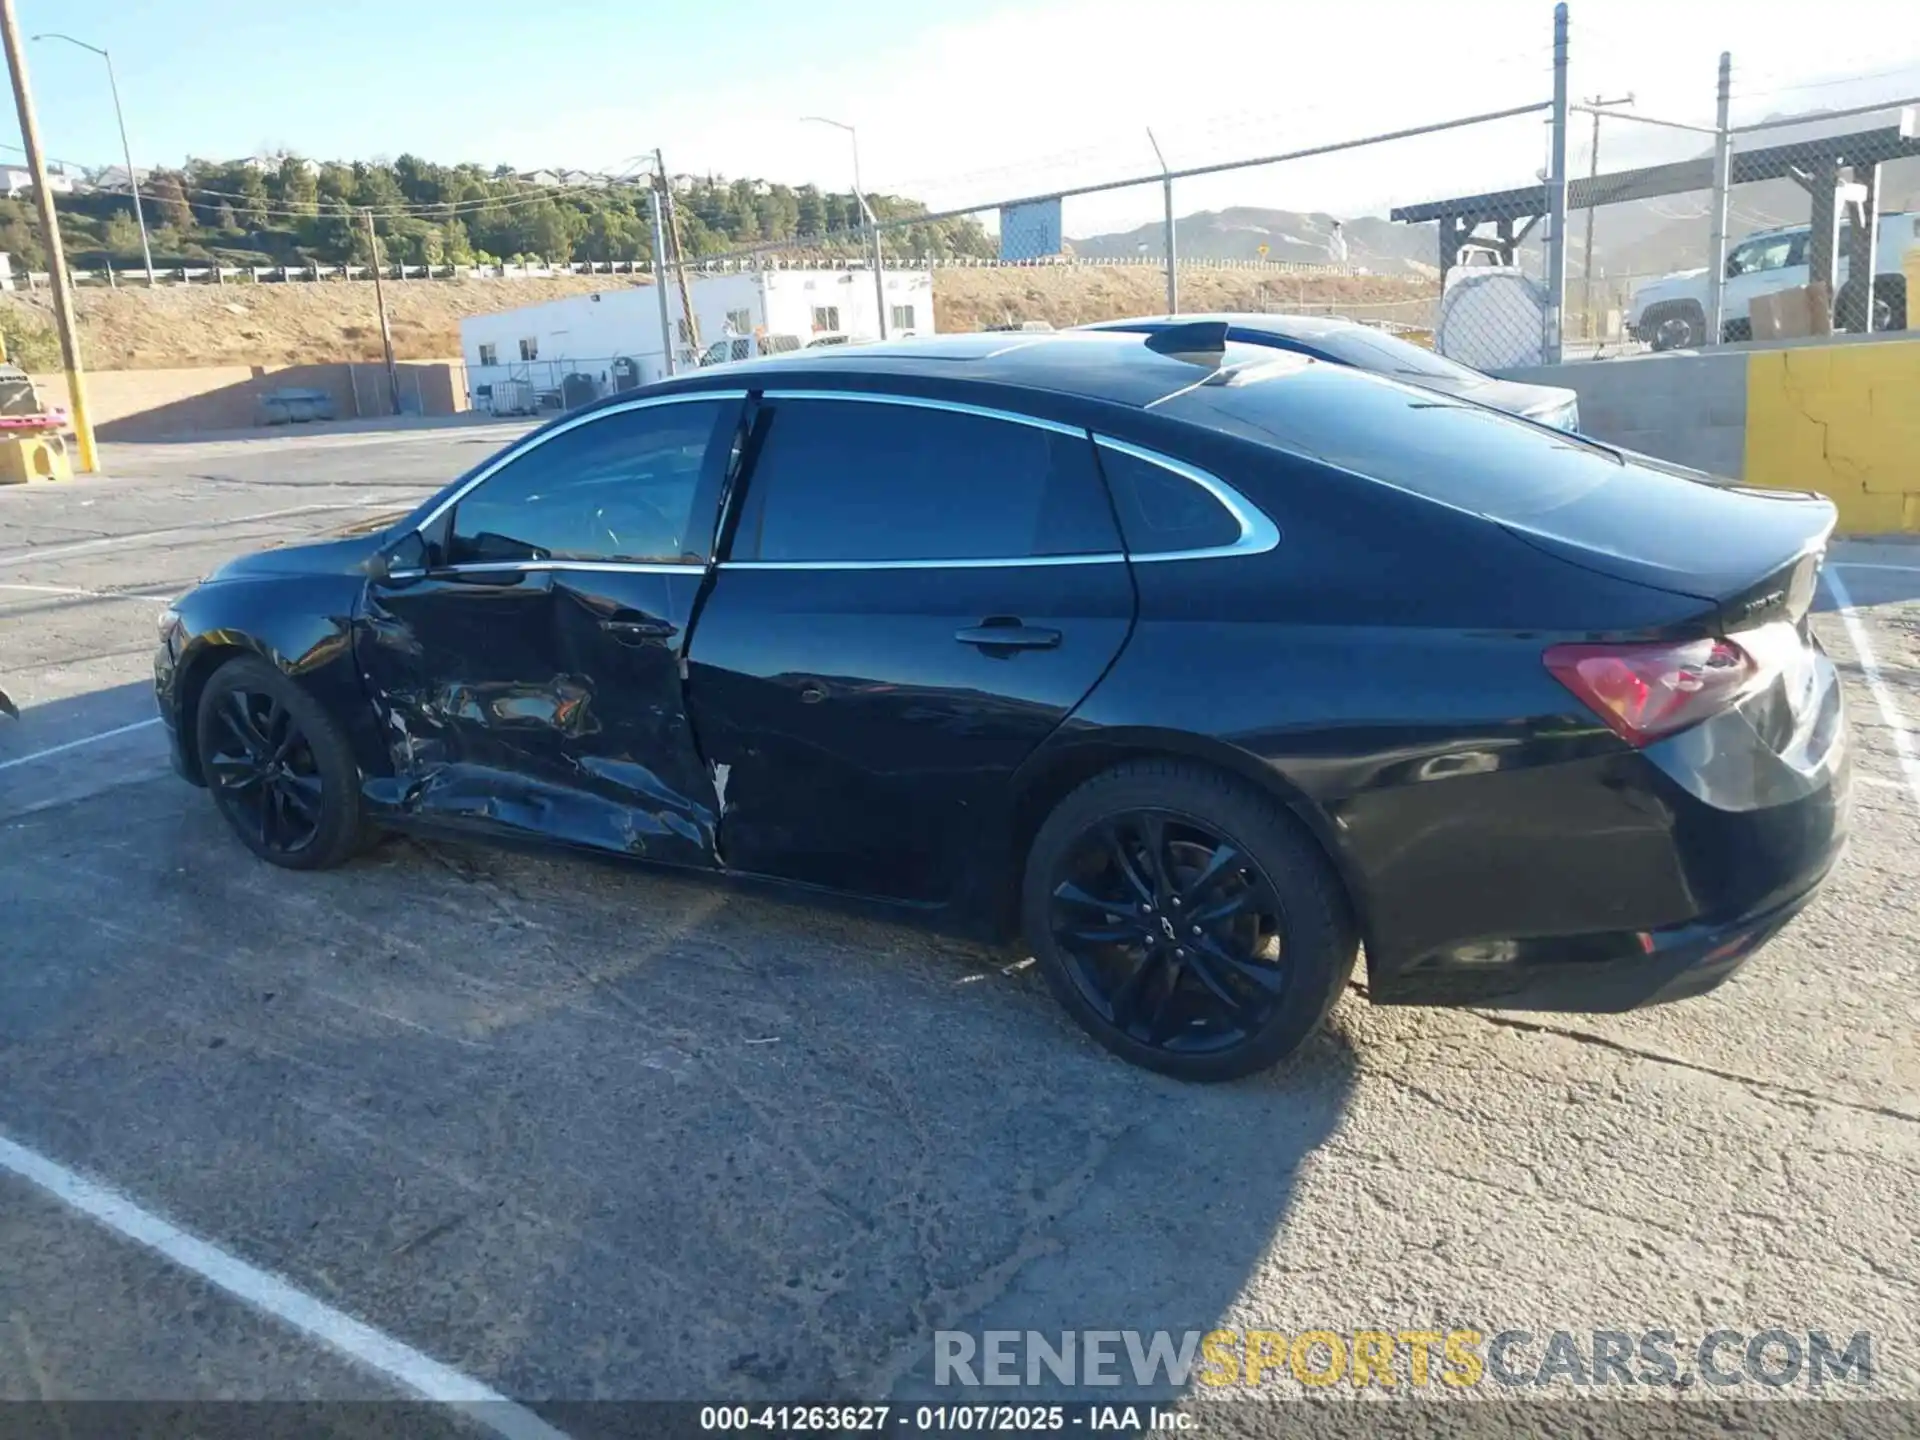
left=11, top=0, right=1918, bottom=235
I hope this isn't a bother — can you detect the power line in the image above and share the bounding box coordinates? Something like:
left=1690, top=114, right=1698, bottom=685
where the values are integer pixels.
left=162, top=163, right=657, bottom=220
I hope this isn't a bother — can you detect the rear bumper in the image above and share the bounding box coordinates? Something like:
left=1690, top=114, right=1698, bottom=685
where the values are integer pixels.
left=1362, top=646, right=1851, bottom=1012
left=1374, top=857, right=1837, bottom=1011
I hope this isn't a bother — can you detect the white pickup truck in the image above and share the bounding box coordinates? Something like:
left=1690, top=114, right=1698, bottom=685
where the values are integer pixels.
left=1628, top=211, right=1917, bottom=349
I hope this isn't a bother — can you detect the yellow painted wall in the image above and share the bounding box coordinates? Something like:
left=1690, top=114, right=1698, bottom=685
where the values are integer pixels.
left=1744, top=340, right=1920, bottom=533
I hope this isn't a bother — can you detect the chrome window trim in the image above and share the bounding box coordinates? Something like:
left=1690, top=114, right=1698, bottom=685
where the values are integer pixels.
left=412, top=389, right=749, bottom=535
left=385, top=559, right=698, bottom=581
left=723, top=392, right=1278, bottom=570
left=1091, top=436, right=1281, bottom=563
left=721, top=553, right=1130, bottom=572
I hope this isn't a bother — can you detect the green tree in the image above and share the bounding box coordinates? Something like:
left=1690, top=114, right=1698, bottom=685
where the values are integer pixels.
left=102, top=209, right=144, bottom=258
left=150, top=172, right=194, bottom=229
left=440, top=218, right=475, bottom=265
left=237, top=170, right=272, bottom=229
left=0, top=199, right=45, bottom=270
left=795, top=184, right=827, bottom=237
left=525, top=201, right=586, bottom=260
left=315, top=162, right=355, bottom=210
left=580, top=207, right=639, bottom=261
left=214, top=202, right=240, bottom=233
left=352, top=161, right=405, bottom=213
left=275, top=155, right=318, bottom=216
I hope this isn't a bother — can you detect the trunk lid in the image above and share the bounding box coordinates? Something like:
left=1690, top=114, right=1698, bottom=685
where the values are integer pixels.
left=1494, top=469, right=1834, bottom=630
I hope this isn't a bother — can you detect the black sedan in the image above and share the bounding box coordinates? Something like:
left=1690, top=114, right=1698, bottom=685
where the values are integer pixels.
left=155, top=324, right=1848, bottom=1081
left=1082, top=313, right=1583, bottom=430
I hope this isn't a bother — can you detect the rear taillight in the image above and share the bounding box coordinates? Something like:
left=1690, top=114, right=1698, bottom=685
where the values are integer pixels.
left=1545, top=637, right=1756, bottom=746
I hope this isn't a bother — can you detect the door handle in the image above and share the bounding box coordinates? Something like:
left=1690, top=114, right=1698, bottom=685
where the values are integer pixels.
left=598, top=617, right=679, bottom=643
left=954, top=619, right=1062, bottom=652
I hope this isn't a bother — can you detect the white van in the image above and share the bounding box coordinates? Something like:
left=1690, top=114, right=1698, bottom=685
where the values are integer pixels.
left=696, top=333, right=805, bottom=368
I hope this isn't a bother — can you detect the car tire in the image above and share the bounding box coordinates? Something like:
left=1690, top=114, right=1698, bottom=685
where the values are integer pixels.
left=1873, top=275, right=1906, bottom=332
left=195, top=654, right=369, bottom=871
left=1834, top=275, right=1906, bottom=334
left=1021, top=759, right=1357, bottom=1083
left=1645, top=302, right=1705, bottom=351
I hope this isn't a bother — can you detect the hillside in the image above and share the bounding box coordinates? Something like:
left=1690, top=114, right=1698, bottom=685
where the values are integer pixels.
left=932, top=265, right=1435, bottom=332
left=1, top=275, right=645, bottom=370
left=1071, top=207, right=1439, bottom=277
left=1, top=267, right=1439, bottom=373
left=7, top=154, right=991, bottom=279
left=1067, top=141, right=1920, bottom=285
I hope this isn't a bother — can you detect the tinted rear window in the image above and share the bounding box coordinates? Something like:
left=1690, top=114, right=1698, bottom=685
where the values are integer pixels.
left=1163, top=365, right=1623, bottom=521
left=1299, top=327, right=1490, bottom=383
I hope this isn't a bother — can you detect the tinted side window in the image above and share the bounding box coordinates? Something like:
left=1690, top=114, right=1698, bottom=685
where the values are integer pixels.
left=733, top=399, right=1119, bottom=562
left=1097, top=445, right=1242, bottom=554
left=449, top=400, right=730, bottom=566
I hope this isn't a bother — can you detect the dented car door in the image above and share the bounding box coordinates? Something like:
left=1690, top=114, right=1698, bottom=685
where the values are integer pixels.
left=357, top=393, right=741, bottom=867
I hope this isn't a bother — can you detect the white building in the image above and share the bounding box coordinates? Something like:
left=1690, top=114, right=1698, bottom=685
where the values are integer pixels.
left=459, top=266, right=935, bottom=411
left=0, top=165, right=76, bottom=198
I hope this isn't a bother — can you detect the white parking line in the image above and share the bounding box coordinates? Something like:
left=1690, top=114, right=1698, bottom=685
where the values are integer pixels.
left=0, top=497, right=417, bottom=569
left=0, top=1132, right=569, bottom=1439
left=1832, top=562, right=1920, bottom=574
left=1823, top=568, right=1920, bottom=810
left=0, top=717, right=162, bottom=772
left=0, top=582, right=172, bottom=603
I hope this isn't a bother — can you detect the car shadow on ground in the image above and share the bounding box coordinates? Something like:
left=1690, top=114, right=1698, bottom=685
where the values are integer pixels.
left=0, top=673, right=1362, bottom=1408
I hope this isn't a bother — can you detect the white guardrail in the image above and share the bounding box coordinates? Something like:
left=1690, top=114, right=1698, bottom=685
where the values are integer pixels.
left=16, top=254, right=1368, bottom=290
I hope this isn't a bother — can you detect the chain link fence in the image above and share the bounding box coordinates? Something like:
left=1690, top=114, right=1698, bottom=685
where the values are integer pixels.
left=653, top=101, right=1563, bottom=366
left=1603, top=100, right=1920, bottom=353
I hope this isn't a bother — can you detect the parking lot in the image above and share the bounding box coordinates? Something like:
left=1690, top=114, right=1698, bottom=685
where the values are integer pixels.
left=1, top=418, right=1918, bottom=1425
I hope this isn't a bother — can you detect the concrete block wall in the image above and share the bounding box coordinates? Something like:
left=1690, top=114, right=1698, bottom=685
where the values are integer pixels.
left=31, top=360, right=469, bottom=442
left=1501, top=333, right=1920, bottom=535
left=1499, top=349, right=1750, bottom=478
left=1744, top=342, right=1920, bottom=534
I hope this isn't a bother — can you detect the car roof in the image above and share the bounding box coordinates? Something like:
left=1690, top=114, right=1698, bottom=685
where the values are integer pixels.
left=1085, top=312, right=1367, bottom=344
left=650, top=328, right=1318, bottom=411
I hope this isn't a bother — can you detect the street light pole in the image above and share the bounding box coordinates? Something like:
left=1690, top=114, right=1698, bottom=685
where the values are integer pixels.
left=1579, top=93, right=1634, bottom=342
left=802, top=116, right=887, bottom=340
left=34, top=32, right=154, bottom=285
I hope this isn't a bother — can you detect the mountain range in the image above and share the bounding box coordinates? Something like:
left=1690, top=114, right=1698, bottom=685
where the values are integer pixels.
left=1067, top=108, right=1920, bottom=286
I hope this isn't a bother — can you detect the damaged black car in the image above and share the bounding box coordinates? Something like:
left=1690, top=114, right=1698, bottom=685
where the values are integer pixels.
left=155, top=325, right=1849, bottom=1081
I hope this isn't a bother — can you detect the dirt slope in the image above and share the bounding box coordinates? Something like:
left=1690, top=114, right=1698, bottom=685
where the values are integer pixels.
left=933, top=266, right=1436, bottom=332
left=3, top=268, right=1438, bottom=372
left=1, top=275, right=642, bottom=371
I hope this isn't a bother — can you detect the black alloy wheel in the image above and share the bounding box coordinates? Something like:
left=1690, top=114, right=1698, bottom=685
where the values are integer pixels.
left=1023, top=760, right=1356, bottom=1082
left=205, top=687, right=326, bottom=857
left=1048, top=809, right=1288, bottom=1055
left=195, top=654, right=368, bottom=870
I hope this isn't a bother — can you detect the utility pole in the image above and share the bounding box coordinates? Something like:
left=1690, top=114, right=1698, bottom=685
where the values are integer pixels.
left=1, top=0, right=96, bottom=472
left=1543, top=1, right=1571, bottom=365
left=1147, top=128, right=1177, bottom=315
left=656, top=150, right=699, bottom=362
left=647, top=186, right=677, bottom=376
left=1706, top=52, right=1734, bottom=348
left=1579, top=93, right=1634, bottom=341
left=362, top=209, right=400, bottom=415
